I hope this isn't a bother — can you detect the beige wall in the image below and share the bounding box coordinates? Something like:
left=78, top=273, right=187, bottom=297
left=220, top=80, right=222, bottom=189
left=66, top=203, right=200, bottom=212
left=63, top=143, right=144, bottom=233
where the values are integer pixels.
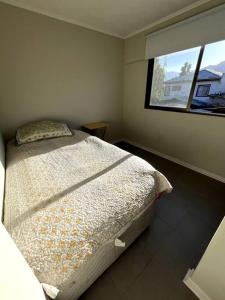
left=185, top=217, right=225, bottom=300
left=1, top=2, right=225, bottom=179
left=0, top=2, right=124, bottom=141
left=123, top=9, right=225, bottom=179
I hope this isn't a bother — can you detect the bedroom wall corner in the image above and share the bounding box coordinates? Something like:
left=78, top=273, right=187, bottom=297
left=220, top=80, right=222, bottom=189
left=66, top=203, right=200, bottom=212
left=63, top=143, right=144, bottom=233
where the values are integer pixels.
left=0, top=2, right=124, bottom=142
left=122, top=6, right=225, bottom=179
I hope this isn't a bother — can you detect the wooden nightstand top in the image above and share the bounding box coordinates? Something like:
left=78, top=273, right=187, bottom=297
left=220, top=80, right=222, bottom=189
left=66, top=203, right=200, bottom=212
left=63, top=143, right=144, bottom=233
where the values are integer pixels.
left=82, top=122, right=109, bottom=130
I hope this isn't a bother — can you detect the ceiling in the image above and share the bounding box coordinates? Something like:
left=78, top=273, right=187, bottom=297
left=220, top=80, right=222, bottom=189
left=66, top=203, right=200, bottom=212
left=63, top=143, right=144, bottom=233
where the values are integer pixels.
left=0, top=0, right=211, bottom=38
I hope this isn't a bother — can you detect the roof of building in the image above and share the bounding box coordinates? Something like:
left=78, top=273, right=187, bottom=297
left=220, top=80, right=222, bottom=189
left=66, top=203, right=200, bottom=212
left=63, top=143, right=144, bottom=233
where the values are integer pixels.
left=197, top=69, right=223, bottom=81
left=165, top=69, right=223, bottom=84
left=165, top=73, right=193, bottom=84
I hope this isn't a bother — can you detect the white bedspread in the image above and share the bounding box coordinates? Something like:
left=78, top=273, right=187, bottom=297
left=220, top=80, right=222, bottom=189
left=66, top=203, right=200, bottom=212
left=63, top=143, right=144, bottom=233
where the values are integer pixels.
left=4, top=130, right=171, bottom=289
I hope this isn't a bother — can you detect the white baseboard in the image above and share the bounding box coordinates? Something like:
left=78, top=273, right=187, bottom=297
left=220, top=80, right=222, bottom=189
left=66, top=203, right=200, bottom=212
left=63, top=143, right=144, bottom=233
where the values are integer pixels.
left=183, top=269, right=211, bottom=300
left=122, top=139, right=225, bottom=184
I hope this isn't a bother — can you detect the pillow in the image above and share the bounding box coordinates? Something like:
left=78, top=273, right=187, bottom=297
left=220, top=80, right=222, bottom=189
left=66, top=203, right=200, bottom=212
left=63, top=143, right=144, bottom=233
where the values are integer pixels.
left=16, top=120, right=72, bottom=145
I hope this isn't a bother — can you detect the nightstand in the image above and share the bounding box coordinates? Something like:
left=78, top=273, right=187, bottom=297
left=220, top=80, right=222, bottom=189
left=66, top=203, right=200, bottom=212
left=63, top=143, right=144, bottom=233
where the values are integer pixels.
left=82, top=122, right=109, bottom=140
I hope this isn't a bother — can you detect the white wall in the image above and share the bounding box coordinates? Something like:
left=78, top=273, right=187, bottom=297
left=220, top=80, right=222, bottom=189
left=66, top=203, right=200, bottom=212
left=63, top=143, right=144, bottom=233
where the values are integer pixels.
left=184, top=217, right=225, bottom=300
left=1, top=2, right=225, bottom=179
left=0, top=222, right=46, bottom=300
left=0, top=2, right=124, bottom=141
left=123, top=6, right=225, bottom=179
left=0, top=132, right=5, bottom=222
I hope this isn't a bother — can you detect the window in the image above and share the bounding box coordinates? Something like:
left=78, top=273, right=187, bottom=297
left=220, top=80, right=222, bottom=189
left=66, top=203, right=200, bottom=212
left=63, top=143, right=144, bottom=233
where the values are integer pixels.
left=164, top=86, right=170, bottom=96
left=196, top=84, right=211, bottom=97
left=145, top=39, right=225, bottom=116
left=149, top=47, right=201, bottom=108
left=172, top=85, right=182, bottom=92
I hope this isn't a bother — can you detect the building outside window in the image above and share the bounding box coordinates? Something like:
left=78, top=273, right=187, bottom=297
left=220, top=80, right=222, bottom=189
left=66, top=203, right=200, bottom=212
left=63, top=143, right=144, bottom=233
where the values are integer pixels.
left=172, top=85, right=182, bottom=92
left=145, top=39, right=225, bottom=116
left=196, top=84, right=211, bottom=97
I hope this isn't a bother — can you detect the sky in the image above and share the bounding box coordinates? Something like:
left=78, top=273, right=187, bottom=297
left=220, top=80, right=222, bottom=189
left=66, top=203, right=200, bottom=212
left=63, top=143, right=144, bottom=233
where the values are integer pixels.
left=201, top=40, right=225, bottom=68
left=159, top=39, right=225, bottom=73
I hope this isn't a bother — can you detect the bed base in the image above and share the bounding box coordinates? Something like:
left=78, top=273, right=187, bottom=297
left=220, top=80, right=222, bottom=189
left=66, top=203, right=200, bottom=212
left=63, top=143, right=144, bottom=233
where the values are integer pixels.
left=58, top=200, right=155, bottom=300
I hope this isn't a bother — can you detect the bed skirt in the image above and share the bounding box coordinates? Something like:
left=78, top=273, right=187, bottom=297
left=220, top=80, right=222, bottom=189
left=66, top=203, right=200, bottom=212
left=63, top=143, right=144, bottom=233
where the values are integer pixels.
left=58, top=199, right=155, bottom=300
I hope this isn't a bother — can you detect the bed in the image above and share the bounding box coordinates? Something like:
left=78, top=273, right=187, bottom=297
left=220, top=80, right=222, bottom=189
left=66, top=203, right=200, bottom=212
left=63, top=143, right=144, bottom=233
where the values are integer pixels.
left=2, top=129, right=172, bottom=300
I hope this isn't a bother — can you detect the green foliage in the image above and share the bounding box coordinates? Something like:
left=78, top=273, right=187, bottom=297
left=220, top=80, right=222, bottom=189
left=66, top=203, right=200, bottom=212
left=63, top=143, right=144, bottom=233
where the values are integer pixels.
left=152, top=58, right=165, bottom=102
left=180, top=62, right=192, bottom=76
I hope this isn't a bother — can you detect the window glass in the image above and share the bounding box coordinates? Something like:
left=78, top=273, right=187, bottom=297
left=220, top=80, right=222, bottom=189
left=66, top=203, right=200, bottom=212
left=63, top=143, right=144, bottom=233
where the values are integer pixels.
left=191, top=40, right=225, bottom=114
left=146, top=39, right=225, bottom=116
left=196, top=85, right=211, bottom=97
left=172, top=85, right=182, bottom=92
left=150, top=47, right=201, bottom=108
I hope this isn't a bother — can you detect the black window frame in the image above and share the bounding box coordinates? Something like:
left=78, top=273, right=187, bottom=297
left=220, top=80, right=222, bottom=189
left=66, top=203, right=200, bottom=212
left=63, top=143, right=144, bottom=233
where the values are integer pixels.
left=196, top=84, right=211, bottom=97
left=144, top=44, right=225, bottom=118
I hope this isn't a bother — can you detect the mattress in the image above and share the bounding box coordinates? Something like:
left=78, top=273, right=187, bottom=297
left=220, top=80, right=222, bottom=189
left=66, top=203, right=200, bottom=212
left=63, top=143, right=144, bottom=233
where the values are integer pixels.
left=4, top=130, right=171, bottom=299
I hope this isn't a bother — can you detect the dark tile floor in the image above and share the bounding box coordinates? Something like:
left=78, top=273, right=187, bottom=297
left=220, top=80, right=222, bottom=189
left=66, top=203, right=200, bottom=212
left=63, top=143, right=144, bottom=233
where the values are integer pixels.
left=80, top=142, right=225, bottom=300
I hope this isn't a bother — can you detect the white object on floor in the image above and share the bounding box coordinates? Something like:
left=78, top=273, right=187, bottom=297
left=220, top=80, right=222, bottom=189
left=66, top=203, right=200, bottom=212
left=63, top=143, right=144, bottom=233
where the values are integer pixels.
left=115, top=238, right=126, bottom=247
left=41, top=283, right=59, bottom=299
left=184, top=217, right=225, bottom=300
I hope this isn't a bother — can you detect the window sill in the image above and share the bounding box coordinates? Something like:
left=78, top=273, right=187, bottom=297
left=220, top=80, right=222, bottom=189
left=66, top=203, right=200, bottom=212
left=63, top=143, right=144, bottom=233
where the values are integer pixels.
left=144, top=105, right=225, bottom=118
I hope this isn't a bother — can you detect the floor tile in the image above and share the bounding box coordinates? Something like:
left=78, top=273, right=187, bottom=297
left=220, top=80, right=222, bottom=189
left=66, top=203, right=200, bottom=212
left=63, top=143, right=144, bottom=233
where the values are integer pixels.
left=107, top=234, right=155, bottom=293
left=122, top=256, right=198, bottom=300
left=79, top=270, right=122, bottom=300
left=155, top=189, right=189, bottom=229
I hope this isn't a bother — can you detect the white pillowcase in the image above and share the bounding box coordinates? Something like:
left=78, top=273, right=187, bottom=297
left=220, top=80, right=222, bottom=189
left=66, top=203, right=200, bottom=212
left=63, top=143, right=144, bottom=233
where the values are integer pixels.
left=16, top=120, right=72, bottom=145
